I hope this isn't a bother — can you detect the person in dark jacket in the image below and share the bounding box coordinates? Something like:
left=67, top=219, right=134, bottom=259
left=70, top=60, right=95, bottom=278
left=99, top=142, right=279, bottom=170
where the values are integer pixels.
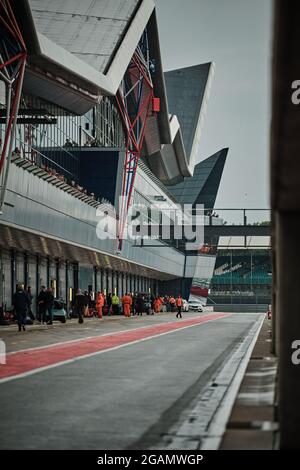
left=26, top=286, right=35, bottom=321
left=45, top=287, right=54, bottom=325
left=74, top=289, right=87, bottom=324
left=37, top=286, right=47, bottom=323
left=106, top=293, right=112, bottom=315
left=12, top=284, right=30, bottom=331
left=132, top=294, right=137, bottom=315
left=84, top=290, right=93, bottom=316
left=150, top=294, right=155, bottom=315
left=135, top=294, right=144, bottom=316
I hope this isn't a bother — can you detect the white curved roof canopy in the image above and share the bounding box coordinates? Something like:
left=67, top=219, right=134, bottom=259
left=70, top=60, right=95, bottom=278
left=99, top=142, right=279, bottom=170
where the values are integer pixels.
left=14, top=0, right=213, bottom=184
left=29, top=0, right=140, bottom=73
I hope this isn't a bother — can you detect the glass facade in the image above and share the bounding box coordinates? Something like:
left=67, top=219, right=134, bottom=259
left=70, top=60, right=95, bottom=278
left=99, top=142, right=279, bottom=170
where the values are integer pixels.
left=0, top=92, right=124, bottom=183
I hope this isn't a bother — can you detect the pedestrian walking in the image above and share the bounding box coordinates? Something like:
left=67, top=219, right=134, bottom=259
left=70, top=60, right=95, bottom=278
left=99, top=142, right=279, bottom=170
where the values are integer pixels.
left=106, top=293, right=112, bottom=315
left=169, top=295, right=176, bottom=312
left=26, top=286, right=35, bottom=321
left=132, top=293, right=138, bottom=315
left=176, top=294, right=183, bottom=319
left=37, top=285, right=47, bottom=323
left=83, top=290, right=91, bottom=317
left=96, top=291, right=104, bottom=318
left=74, top=289, right=86, bottom=324
left=154, top=296, right=161, bottom=314
left=112, top=292, right=120, bottom=315
left=135, top=294, right=144, bottom=316
left=45, top=287, right=54, bottom=325
left=12, top=284, right=30, bottom=332
left=122, top=293, right=132, bottom=317
left=150, top=294, right=155, bottom=315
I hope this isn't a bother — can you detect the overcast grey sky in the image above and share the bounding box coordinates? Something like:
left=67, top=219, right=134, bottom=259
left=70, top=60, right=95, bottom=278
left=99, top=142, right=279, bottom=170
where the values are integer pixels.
left=155, top=0, right=272, bottom=210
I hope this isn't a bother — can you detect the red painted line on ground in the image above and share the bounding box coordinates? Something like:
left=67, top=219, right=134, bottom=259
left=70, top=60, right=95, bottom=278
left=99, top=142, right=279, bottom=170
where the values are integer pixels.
left=0, top=313, right=230, bottom=380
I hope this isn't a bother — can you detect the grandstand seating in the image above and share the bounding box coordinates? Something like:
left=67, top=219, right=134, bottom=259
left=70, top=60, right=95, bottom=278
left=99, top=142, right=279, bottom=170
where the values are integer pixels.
left=211, top=252, right=272, bottom=286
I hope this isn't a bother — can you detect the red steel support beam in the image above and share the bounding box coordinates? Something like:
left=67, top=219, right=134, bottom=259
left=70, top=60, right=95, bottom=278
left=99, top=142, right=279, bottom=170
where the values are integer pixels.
left=116, top=51, right=155, bottom=251
left=0, top=0, right=27, bottom=209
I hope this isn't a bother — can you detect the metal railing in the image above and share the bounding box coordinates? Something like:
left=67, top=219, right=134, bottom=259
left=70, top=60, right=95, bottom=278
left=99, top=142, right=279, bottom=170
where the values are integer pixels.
left=204, top=208, right=271, bottom=226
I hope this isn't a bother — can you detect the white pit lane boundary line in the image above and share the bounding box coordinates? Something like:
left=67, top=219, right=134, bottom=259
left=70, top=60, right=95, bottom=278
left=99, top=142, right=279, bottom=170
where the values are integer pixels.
left=200, top=313, right=265, bottom=450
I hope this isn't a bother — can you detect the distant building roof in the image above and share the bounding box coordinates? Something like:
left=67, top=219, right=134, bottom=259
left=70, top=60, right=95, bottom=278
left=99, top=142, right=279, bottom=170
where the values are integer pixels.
left=167, top=148, right=228, bottom=208
left=164, top=63, right=212, bottom=165
left=144, top=62, right=214, bottom=185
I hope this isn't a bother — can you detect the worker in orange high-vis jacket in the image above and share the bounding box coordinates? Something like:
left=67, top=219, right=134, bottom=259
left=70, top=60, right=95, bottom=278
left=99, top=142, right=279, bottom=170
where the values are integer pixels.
left=153, top=296, right=161, bottom=314
left=176, top=294, right=183, bottom=319
left=122, top=293, right=132, bottom=317
left=169, top=296, right=176, bottom=312
left=96, top=292, right=104, bottom=319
